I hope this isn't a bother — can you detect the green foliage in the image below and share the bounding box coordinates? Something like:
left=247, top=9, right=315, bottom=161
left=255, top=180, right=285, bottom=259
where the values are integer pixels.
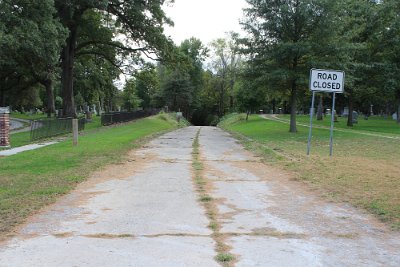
left=241, top=0, right=335, bottom=132
left=135, top=64, right=160, bottom=109
left=0, top=0, right=67, bottom=108
left=209, top=33, right=242, bottom=116
left=158, top=38, right=208, bottom=118
left=122, top=79, right=142, bottom=111
left=215, top=253, right=235, bottom=263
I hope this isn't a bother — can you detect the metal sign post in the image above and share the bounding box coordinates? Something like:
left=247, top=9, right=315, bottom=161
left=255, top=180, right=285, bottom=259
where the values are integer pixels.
left=329, top=93, right=336, bottom=156
left=307, top=91, right=316, bottom=155
left=308, top=69, right=344, bottom=156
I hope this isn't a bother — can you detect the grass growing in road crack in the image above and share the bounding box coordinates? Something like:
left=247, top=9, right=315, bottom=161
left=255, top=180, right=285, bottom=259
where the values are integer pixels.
left=191, top=129, right=235, bottom=266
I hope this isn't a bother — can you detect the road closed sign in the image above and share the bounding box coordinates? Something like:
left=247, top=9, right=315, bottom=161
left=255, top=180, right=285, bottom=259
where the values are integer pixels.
left=310, top=69, right=345, bottom=93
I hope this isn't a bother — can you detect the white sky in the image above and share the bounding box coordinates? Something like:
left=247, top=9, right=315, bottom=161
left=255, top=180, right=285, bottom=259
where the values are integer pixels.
left=163, top=0, right=248, bottom=46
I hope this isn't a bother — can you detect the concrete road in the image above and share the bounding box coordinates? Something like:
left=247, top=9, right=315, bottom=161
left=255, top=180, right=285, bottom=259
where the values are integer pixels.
left=10, top=118, right=31, bottom=133
left=1, top=126, right=399, bottom=266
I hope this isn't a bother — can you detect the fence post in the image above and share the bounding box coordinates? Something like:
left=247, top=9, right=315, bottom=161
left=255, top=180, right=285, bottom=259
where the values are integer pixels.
left=72, top=119, right=78, bottom=146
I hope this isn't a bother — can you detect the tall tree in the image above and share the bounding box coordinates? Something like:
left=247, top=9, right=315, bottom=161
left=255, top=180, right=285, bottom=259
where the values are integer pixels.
left=378, top=0, right=400, bottom=123
left=209, top=33, right=242, bottom=117
left=333, top=0, right=382, bottom=126
left=241, top=0, right=334, bottom=132
left=135, top=64, right=160, bottom=109
left=0, top=0, right=66, bottom=114
left=54, top=0, right=174, bottom=117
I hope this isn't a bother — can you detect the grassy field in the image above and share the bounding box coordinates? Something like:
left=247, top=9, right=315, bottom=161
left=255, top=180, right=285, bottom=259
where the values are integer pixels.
left=10, top=112, right=49, bottom=121
left=220, top=114, right=400, bottom=230
left=3, top=116, right=103, bottom=150
left=278, top=114, right=400, bottom=136
left=0, top=114, right=180, bottom=235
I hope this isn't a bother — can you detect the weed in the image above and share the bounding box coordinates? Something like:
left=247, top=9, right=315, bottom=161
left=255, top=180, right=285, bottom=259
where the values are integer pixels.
left=200, top=195, right=212, bottom=202
left=215, top=253, right=235, bottom=263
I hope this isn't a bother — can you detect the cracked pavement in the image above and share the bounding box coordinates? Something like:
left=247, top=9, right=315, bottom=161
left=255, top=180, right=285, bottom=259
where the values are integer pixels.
left=0, top=126, right=399, bottom=266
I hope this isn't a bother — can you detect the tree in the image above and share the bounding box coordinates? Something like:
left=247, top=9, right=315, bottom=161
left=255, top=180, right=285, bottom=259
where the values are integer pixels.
left=378, top=0, right=400, bottom=123
left=333, top=0, right=382, bottom=126
left=209, top=33, right=242, bottom=117
left=135, top=64, right=160, bottom=109
left=241, top=0, right=335, bottom=132
left=0, top=0, right=67, bottom=115
left=122, top=79, right=142, bottom=111
left=54, top=0, right=174, bottom=117
left=157, top=38, right=208, bottom=118
left=236, top=64, right=266, bottom=120
left=161, top=69, right=193, bottom=114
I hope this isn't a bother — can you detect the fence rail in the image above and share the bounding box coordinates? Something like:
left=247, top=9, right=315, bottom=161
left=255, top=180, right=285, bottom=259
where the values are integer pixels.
left=101, top=109, right=159, bottom=126
left=30, top=117, right=85, bottom=141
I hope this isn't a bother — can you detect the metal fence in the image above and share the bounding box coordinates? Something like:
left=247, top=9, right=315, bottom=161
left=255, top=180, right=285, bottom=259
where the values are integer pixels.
left=101, top=109, right=159, bottom=126
left=30, top=117, right=85, bottom=141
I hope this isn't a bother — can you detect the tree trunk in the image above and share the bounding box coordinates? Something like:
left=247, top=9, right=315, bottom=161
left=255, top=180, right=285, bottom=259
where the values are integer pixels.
left=317, top=95, right=323, bottom=120
left=272, top=99, right=276, bottom=114
left=42, top=79, right=56, bottom=118
left=0, top=88, right=5, bottom=107
left=347, top=94, right=354, bottom=127
left=289, top=80, right=297, bottom=133
left=219, top=81, right=225, bottom=117
left=61, top=26, right=78, bottom=118
left=246, top=110, right=250, bottom=121
left=397, top=100, right=400, bottom=124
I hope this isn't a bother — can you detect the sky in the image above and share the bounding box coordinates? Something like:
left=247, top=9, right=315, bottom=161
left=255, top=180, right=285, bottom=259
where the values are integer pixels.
left=163, top=0, right=248, bottom=46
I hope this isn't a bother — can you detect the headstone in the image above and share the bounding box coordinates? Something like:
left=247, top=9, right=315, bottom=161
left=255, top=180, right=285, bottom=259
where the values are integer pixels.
left=0, top=107, right=10, bottom=147
left=342, top=107, right=349, bottom=116
left=393, top=113, right=398, bottom=121
left=176, top=112, right=183, bottom=123
left=92, top=104, right=97, bottom=115
left=85, top=111, right=93, bottom=122
left=352, top=111, right=358, bottom=124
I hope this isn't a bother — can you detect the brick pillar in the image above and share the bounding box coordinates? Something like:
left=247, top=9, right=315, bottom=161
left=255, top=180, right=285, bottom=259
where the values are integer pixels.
left=0, top=107, right=10, bottom=147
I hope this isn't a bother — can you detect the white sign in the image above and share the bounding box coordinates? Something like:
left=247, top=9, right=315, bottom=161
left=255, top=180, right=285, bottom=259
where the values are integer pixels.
left=310, top=69, right=345, bottom=93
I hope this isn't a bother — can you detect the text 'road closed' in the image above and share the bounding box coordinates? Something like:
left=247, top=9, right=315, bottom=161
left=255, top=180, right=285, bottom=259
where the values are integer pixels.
left=310, top=69, right=344, bottom=93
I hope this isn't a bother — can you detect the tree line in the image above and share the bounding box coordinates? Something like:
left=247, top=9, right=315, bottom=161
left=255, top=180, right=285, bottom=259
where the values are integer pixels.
left=1, top=0, right=399, bottom=130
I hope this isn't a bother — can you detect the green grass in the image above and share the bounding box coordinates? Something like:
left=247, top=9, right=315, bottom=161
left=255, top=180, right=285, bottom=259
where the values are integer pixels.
left=221, top=114, right=400, bottom=229
left=278, top=114, right=400, bottom=136
left=2, top=116, right=103, bottom=150
left=215, top=253, right=235, bottom=263
left=0, top=115, right=180, bottom=234
left=11, top=112, right=49, bottom=120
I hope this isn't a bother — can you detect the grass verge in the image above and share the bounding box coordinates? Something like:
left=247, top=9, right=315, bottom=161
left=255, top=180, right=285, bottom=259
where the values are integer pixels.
left=0, top=114, right=180, bottom=235
left=220, top=114, right=400, bottom=230
left=191, top=129, right=235, bottom=266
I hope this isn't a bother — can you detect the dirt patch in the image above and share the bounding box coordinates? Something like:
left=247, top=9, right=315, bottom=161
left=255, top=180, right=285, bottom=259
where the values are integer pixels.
left=83, top=233, right=135, bottom=239
left=53, top=232, right=75, bottom=238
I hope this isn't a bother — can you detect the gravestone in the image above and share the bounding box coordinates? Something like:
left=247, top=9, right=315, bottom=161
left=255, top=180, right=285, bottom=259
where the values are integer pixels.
left=342, top=107, right=349, bottom=116
left=176, top=112, right=183, bottom=123
left=92, top=104, right=97, bottom=115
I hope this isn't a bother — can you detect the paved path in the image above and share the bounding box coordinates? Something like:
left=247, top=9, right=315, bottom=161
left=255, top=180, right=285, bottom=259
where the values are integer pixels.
left=0, top=126, right=399, bottom=266
left=0, top=142, right=58, bottom=156
left=10, top=118, right=31, bottom=133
